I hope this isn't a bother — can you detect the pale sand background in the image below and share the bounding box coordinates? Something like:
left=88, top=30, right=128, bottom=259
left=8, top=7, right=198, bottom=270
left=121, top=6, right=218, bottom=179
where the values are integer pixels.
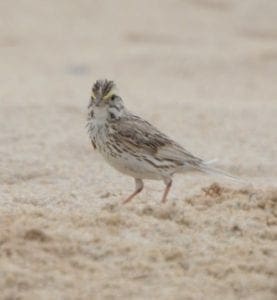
left=0, top=0, right=277, bottom=299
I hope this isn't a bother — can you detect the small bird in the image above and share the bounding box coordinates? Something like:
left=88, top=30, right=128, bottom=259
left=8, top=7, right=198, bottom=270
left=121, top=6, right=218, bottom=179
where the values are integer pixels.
left=87, top=79, right=241, bottom=203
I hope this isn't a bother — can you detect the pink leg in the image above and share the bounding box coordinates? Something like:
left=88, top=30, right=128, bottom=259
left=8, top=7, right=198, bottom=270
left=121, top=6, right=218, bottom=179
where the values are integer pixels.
left=122, top=178, right=144, bottom=204
left=161, top=178, right=172, bottom=203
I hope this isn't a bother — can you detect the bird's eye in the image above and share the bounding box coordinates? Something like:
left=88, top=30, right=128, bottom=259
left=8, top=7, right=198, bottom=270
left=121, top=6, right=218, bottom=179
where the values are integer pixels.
left=110, top=95, right=116, bottom=101
left=109, top=112, right=116, bottom=119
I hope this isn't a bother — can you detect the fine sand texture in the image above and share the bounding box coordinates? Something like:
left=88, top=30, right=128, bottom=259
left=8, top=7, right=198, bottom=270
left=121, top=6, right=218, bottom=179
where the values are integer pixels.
left=0, top=1, right=277, bottom=299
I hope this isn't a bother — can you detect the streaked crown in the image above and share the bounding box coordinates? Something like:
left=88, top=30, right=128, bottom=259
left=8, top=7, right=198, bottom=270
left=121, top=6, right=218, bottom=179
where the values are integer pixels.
left=92, top=79, right=116, bottom=101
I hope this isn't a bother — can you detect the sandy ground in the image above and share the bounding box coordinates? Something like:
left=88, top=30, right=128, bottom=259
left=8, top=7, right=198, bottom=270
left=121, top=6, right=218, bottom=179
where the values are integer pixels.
left=0, top=0, right=277, bottom=299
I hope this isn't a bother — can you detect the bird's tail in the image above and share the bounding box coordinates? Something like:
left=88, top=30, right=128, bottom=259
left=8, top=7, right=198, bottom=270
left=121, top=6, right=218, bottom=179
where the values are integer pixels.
left=194, top=159, right=248, bottom=184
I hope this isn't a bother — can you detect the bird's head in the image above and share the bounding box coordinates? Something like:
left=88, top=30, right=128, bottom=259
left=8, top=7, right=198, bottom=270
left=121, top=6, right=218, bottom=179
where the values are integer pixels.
left=88, top=79, right=124, bottom=122
left=90, top=79, right=117, bottom=107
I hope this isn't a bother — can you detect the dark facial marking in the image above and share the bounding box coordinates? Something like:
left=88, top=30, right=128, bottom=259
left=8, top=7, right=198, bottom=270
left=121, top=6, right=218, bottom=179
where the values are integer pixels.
left=109, top=104, right=120, bottom=111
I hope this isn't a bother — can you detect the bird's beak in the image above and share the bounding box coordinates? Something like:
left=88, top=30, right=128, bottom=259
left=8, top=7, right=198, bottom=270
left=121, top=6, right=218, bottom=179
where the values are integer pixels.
left=95, top=97, right=101, bottom=107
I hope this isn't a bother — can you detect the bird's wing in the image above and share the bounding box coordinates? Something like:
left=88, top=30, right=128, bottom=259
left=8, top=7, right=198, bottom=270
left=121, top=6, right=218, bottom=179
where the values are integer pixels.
left=111, top=114, right=202, bottom=166
left=111, top=114, right=245, bottom=183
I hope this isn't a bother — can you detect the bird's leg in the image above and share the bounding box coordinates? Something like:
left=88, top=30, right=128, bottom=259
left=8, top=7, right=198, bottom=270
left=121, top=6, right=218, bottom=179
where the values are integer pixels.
left=122, top=178, right=144, bottom=204
left=161, top=178, right=172, bottom=203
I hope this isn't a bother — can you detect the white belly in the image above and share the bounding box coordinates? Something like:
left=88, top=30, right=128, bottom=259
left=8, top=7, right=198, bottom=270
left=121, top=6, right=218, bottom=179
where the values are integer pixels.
left=101, top=149, right=164, bottom=180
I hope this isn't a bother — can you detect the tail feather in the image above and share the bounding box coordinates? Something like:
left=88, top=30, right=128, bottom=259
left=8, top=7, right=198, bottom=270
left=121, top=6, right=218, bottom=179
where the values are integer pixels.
left=193, top=160, right=248, bottom=184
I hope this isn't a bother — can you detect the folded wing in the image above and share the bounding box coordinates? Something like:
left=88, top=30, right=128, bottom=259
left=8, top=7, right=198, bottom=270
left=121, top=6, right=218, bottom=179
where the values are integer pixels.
left=112, top=114, right=203, bottom=167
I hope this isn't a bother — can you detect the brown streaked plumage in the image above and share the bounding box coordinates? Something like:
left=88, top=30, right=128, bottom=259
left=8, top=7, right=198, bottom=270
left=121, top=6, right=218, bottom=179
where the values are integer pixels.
left=87, top=79, right=242, bottom=203
left=92, top=79, right=115, bottom=101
